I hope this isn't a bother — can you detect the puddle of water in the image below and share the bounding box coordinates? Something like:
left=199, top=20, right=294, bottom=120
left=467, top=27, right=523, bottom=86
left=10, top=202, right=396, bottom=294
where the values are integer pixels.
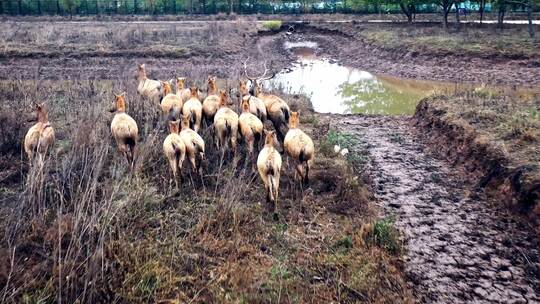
left=267, top=57, right=445, bottom=115
left=271, top=42, right=539, bottom=115
left=283, top=41, right=318, bottom=49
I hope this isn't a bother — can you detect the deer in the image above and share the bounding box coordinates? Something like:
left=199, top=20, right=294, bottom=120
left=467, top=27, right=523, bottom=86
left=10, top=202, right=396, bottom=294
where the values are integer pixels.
left=176, top=77, right=190, bottom=102
left=163, top=119, right=186, bottom=189
left=213, top=90, right=239, bottom=156
left=239, top=98, right=263, bottom=157
left=202, top=76, right=221, bottom=126
left=160, top=80, right=183, bottom=121
left=257, top=130, right=282, bottom=208
left=137, top=64, right=162, bottom=105
left=238, top=79, right=267, bottom=122
left=179, top=115, right=205, bottom=175
left=244, top=59, right=290, bottom=142
left=110, top=93, right=139, bottom=170
left=24, top=102, right=55, bottom=166
left=182, top=87, right=203, bottom=133
left=283, top=112, right=314, bottom=186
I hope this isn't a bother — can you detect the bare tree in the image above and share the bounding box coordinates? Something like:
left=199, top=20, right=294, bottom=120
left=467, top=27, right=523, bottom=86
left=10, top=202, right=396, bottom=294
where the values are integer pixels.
left=478, top=0, right=486, bottom=25
left=527, top=0, right=535, bottom=37
left=454, top=0, right=461, bottom=30
left=436, top=0, right=454, bottom=29
left=496, top=0, right=507, bottom=29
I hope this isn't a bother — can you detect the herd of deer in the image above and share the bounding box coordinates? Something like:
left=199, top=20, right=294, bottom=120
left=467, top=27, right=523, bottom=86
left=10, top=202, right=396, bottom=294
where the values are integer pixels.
left=23, top=63, right=315, bottom=207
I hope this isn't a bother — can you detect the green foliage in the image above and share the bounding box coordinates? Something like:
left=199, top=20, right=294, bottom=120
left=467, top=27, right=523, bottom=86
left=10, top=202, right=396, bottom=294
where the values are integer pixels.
left=333, top=235, right=354, bottom=254
left=269, top=263, right=292, bottom=280
left=262, top=20, right=282, bottom=31
left=61, top=0, right=81, bottom=15
left=326, top=130, right=354, bottom=149
left=369, top=216, right=401, bottom=254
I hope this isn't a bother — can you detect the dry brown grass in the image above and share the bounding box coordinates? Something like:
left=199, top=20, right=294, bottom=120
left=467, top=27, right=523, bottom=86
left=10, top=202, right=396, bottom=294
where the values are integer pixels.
left=0, top=21, right=254, bottom=60
left=0, top=77, right=412, bottom=303
left=317, top=22, right=540, bottom=59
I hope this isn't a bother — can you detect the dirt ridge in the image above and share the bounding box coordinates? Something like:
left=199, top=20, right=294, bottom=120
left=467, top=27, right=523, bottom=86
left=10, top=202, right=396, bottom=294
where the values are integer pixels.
left=414, top=98, right=540, bottom=230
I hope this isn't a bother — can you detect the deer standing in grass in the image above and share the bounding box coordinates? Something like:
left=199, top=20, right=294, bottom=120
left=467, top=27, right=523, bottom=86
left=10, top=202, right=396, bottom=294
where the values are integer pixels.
left=160, top=80, right=183, bottom=121
left=180, top=115, right=205, bottom=175
left=202, top=76, right=221, bottom=126
left=137, top=64, right=162, bottom=105
left=239, top=98, right=263, bottom=157
left=176, top=77, right=192, bottom=102
left=239, top=79, right=267, bottom=122
left=284, top=112, right=314, bottom=185
left=182, top=87, right=203, bottom=133
left=24, top=102, right=55, bottom=165
left=110, top=93, right=139, bottom=169
left=257, top=130, right=282, bottom=207
left=163, top=120, right=186, bottom=189
left=213, top=90, right=239, bottom=156
left=244, top=60, right=290, bottom=142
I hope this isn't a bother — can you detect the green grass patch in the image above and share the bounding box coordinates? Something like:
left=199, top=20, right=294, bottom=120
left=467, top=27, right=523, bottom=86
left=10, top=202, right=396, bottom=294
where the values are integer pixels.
left=369, top=216, right=401, bottom=254
left=262, top=20, right=282, bottom=31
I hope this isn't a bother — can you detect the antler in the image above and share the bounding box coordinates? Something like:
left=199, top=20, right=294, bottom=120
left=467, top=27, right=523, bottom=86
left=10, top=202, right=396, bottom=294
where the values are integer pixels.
left=243, top=58, right=276, bottom=82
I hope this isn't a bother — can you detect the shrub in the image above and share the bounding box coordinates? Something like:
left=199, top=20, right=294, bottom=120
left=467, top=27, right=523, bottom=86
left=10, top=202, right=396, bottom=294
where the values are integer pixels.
left=262, top=20, right=282, bottom=31
left=368, top=216, right=401, bottom=255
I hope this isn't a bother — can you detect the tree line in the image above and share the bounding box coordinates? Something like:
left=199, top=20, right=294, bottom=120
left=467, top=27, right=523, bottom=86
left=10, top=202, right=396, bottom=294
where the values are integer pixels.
left=1, top=0, right=538, bottom=33
left=0, top=0, right=537, bottom=16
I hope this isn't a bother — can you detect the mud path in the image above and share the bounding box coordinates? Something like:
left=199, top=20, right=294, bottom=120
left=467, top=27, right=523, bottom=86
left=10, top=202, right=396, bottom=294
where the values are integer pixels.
left=330, top=115, right=540, bottom=303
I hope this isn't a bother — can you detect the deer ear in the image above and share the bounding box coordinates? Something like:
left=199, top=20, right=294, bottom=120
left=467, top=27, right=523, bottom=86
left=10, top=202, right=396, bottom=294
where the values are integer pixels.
left=121, top=92, right=126, bottom=97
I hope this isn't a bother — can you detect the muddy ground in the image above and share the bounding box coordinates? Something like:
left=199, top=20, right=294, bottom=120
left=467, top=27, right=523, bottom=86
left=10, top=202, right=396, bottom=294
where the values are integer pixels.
left=327, top=114, right=540, bottom=303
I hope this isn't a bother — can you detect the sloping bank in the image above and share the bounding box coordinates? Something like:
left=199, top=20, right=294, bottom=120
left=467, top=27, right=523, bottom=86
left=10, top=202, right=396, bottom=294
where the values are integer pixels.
left=413, top=92, right=540, bottom=229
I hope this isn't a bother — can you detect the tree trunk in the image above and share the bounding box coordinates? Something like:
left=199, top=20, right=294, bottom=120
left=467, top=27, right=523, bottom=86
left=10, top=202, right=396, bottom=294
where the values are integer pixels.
left=479, top=0, right=485, bottom=24
left=440, top=0, right=453, bottom=29
left=57, top=0, right=61, bottom=15
left=18, top=0, right=22, bottom=15
left=37, top=0, right=41, bottom=14
left=229, top=0, right=233, bottom=14
left=497, top=3, right=506, bottom=29
left=527, top=0, right=534, bottom=37
left=455, top=2, right=461, bottom=30
left=399, top=2, right=413, bottom=23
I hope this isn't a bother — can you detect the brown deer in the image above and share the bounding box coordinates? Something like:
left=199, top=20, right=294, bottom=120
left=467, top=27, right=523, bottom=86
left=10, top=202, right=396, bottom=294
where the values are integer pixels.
left=24, top=102, right=55, bottom=165
left=244, top=59, right=290, bottom=142
left=110, top=93, right=139, bottom=169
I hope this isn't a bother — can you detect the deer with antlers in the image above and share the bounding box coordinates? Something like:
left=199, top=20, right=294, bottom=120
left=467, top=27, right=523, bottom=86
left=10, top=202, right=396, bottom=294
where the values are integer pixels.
left=243, top=59, right=290, bottom=143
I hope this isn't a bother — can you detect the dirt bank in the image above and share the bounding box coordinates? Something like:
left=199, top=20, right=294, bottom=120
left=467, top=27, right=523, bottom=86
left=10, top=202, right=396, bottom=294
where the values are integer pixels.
left=327, top=114, right=540, bottom=303
left=413, top=93, right=540, bottom=229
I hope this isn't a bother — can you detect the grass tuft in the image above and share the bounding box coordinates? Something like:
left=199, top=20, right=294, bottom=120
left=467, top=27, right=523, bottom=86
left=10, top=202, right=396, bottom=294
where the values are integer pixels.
left=262, top=20, right=282, bottom=31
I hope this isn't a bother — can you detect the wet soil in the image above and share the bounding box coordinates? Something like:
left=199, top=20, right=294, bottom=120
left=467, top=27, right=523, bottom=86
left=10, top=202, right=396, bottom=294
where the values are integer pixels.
left=287, top=23, right=540, bottom=87
left=328, top=114, right=540, bottom=303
